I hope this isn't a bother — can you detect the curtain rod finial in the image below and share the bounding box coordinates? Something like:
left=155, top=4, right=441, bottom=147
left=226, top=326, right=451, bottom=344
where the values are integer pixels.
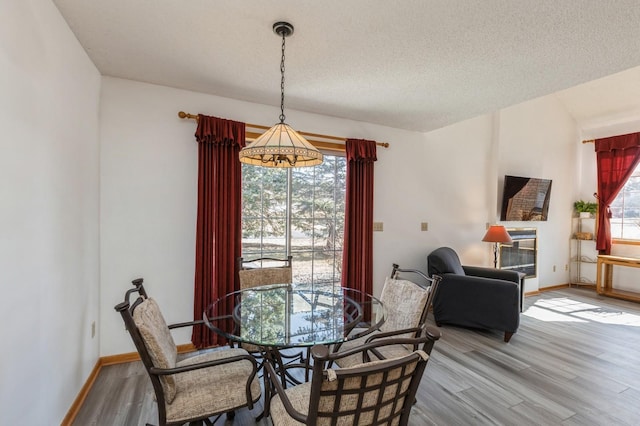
left=178, top=111, right=198, bottom=121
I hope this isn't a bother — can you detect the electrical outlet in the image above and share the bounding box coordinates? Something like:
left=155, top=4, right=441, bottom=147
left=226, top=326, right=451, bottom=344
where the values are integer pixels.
left=91, top=321, right=96, bottom=338
left=565, top=264, right=568, bottom=271
left=421, top=222, right=428, bottom=231
left=553, top=265, right=556, bottom=272
left=373, top=222, right=384, bottom=232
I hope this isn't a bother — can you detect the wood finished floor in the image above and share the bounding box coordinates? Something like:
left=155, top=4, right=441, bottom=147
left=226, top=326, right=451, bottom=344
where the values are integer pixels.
left=74, top=288, right=640, bottom=425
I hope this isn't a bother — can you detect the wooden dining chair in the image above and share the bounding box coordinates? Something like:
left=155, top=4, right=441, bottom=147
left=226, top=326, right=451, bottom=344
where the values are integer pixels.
left=332, top=263, right=442, bottom=368
left=266, top=337, right=434, bottom=425
left=115, top=278, right=261, bottom=426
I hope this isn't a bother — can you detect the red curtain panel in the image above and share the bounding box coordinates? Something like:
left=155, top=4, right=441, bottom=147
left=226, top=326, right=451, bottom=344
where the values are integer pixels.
left=595, top=132, right=640, bottom=254
left=191, top=115, right=245, bottom=348
left=341, top=139, right=377, bottom=319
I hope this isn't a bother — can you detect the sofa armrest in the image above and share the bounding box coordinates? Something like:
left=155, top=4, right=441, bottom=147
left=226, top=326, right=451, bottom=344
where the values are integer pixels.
left=462, top=265, right=520, bottom=283
left=441, top=273, right=519, bottom=292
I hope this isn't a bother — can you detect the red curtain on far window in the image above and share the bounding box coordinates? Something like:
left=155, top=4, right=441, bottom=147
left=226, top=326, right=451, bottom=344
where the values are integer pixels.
left=595, top=132, right=640, bottom=254
left=191, top=114, right=245, bottom=348
left=342, top=139, right=377, bottom=319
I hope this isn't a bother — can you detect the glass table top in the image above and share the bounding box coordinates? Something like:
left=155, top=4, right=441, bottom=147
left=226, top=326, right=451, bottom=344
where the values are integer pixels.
left=203, top=284, right=385, bottom=348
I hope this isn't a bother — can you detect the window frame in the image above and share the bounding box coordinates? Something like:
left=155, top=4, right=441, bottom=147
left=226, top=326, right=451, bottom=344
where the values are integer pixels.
left=610, top=162, right=640, bottom=244
left=240, top=150, right=347, bottom=289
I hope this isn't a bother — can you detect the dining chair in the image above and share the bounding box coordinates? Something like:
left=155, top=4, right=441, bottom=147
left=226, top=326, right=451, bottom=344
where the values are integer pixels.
left=265, top=337, right=434, bottom=425
left=237, top=255, right=293, bottom=290
left=115, top=278, right=261, bottom=426
left=332, top=263, right=442, bottom=368
left=236, top=255, right=304, bottom=370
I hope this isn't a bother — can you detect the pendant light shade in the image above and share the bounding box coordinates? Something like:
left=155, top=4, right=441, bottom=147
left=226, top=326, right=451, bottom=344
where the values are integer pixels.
left=239, top=22, right=323, bottom=168
left=239, top=122, right=323, bottom=167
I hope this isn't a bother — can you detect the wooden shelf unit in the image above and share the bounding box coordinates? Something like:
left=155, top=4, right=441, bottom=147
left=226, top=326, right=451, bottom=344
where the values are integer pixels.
left=570, top=216, right=597, bottom=286
left=596, top=255, right=640, bottom=303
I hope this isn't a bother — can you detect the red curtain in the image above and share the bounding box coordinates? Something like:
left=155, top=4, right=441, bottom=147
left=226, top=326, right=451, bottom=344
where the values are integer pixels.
left=191, top=114, right=245, bottom=348
left=341, top=139, right=377, bottom=319
left=595, top=132, right=640, bottom=254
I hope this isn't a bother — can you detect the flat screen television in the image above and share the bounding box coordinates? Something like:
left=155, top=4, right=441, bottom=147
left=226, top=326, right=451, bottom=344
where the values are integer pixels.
left=500, top=175, right=552, bottom=221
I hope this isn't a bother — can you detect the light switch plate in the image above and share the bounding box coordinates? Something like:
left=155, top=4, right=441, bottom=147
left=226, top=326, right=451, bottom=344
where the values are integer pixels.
left=373, top=222, right=384, bottom=232
left=421, top=222, right=428, bottom=231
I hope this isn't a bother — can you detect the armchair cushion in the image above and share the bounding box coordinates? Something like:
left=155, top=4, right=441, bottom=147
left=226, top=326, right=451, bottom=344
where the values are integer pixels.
left=335, top=327, right=438, bottom=368
left=379, top=277, right=429, bottom=333
left=132, top=298, right=178, bottom=402
left=332, top=329, right=381, bottom=368
left=334, top=277, right=428, bottom=368
left=270, top=382, right=311, bottom=426
left=167, top=349, right=261, bottom=424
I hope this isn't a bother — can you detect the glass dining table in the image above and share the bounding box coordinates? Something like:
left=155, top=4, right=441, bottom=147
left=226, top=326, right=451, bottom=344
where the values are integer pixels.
left=203, top=283, right=385, bottom=386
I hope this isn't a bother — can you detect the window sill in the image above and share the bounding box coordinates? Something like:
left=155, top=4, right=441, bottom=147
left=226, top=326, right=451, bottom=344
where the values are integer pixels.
left=612, top=239, right=640, bottom=246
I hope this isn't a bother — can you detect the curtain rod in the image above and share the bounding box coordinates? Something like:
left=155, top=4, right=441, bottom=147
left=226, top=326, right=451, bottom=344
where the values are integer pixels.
left=583, top=131, right=640, bottom=143
left=178, top=111, right=390, bottom=151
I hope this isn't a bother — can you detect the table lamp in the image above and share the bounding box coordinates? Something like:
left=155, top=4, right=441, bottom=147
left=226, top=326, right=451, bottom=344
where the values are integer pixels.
left=482, top=225, right=513, bottom=268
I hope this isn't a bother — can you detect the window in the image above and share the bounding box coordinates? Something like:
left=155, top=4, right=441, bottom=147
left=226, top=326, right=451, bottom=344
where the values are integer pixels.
left=610, top=162, right=640, bottom=240
left=241, top=154, right=346, bottom=291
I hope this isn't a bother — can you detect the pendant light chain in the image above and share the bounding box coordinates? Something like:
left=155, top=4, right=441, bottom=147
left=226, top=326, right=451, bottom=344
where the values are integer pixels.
left=279, top=31, right=286, bottom=123
left=238, top=21, right=323, bottom=168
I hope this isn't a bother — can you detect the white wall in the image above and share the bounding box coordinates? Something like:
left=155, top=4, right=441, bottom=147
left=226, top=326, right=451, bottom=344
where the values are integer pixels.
left=100, top=77, right=579, bottom=356
left=418, top=114, right=497, bottom=263
left=0, top=0, right=101, bottom=424
left=99, top=77, right=428, bottom=355
left=498, top=96, right=578, bottom=292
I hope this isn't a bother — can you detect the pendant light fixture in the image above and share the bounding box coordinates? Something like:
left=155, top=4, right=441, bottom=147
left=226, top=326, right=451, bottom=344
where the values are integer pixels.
left=239, top=22, right=323, bottom=168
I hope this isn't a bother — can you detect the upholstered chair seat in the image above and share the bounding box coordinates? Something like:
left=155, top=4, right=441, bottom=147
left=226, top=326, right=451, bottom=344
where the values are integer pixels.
left=166, top=349, right=261, bottom=424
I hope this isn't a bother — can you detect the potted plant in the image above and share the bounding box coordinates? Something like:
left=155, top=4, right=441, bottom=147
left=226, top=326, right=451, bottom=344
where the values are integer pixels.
left=574, top=200, right=597, bottom=218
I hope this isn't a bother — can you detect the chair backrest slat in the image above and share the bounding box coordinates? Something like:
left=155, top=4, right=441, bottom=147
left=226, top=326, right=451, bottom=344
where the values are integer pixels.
left=307, top=343, right=429, bottom=425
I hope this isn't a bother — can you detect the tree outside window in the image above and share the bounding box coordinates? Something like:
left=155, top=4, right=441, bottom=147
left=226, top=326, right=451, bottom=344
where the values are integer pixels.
left=610, top=162, right=640, bottom=240
left=241, top=155, right=346, bottom=292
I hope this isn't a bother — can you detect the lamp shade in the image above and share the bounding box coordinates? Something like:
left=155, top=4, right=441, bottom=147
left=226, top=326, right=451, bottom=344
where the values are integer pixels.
left=482, top=225, right=513, bottom=243
left=239, top=123, right=323, bottom=168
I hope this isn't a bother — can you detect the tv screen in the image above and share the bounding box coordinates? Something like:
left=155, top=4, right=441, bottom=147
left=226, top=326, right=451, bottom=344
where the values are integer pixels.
left=500, top=175, right=552, bottom=221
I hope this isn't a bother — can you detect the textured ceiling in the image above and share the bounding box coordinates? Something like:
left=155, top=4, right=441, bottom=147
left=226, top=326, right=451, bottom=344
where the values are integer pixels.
left=52, top=0, right=640, bottom=132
